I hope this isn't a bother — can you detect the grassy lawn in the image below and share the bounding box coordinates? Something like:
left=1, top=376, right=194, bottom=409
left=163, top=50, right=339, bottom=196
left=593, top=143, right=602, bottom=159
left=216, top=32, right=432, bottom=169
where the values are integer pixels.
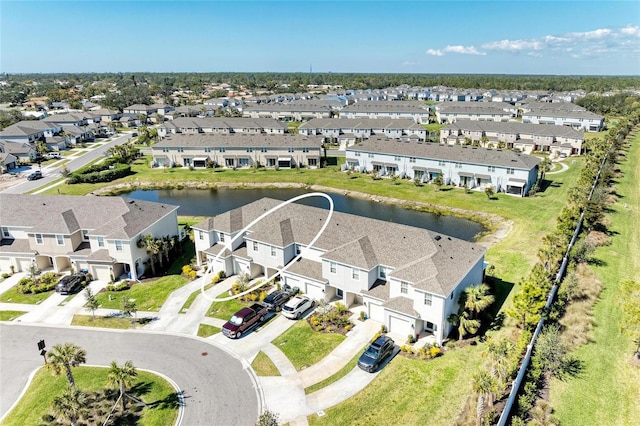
left=1, top=366, right=178, bottom=426
left=0, top=287, right=53, bottom=304
left=0, top=310, right=27, bottom=321
left=272, top=320, right=345, bottom=371
left=181, top=282, right=216, bottom=312
left=94, top=275, right=187, bottom=311
left=71, top=314, right=133, bottom=329
left=549, top=132, right=640, bottom=425
left=166, top=239, right=196, bottom=275
left=304, top=349, right=363, bottom=394
left=197, top=323, right=221, bottom=337
left=251, top=351, right=281, bottom=376
left=206, top=297, right=248, bottom=320
left=308, top=345, right=484, bottom=425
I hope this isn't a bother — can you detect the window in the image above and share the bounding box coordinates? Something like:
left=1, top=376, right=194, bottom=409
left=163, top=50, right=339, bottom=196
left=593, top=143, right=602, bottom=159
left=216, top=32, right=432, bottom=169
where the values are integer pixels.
left=295, top=244, right=301, bottom=255
left=368, top=153, right=374, bottom=158
left=270, top=246, right=276, bottom=257
left=115, top=240, right=123, bottom=251
left=35, top=234, right=43, bottom=245
left=507, top=168, right=515, bottom=175
left=246, top=147, right=253, bottom=152
left=97, top=236, right=105, bottom=247
left=204, top=147, right=212, bottom=152
left=355, top=152, right=361, bottom=157
left=438, top=160, right=446, bottom=166
left=253, top=241, right=258, bottom=251
left=288, top=147, right=294, bottom=153
left=219, top=147, right=226, bottom=152
left=394, top=156, right=401, bottom=161
left=302, top=147, right=309, bottom=153
left=162, top=147, right=169, bottom=152
left=198, top=231, right=204, bottom=240
left=82, top=230, right=89, bottom=241
left=424, top=293, right=433, bottom=306
left=1, top=227, right=9, bottom=238
left=409, top=157, right=416, bottom=163
left=308, top=158, right=317, bottom=166
left=330, top=262, right=336, bottom=274
left=219, top=233, right=225, bottom=242
left=400, top=281, right=408, bottom=294
left=352, top=268, right=359, bottom=280
left=261, top=147, right=268, bottom=152
left=487, top=166, right=495, bottom=172
left=56, top=234, right=64, bottom=246
left=379, top=266, right=387, bottom=279
left=454, top=162, right=462, bottom=168
left=177, top=147, right=184, bottom=152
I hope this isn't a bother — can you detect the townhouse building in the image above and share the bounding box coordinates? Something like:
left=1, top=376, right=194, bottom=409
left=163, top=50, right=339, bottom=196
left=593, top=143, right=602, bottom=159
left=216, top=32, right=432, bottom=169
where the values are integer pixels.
left=440, top=120, right=584, bottom=155
left=521, top=109, right=605, bottom=132
left=242, top=101, right=335, bottom=121
left=435, top=103, right=515, bottom=124
left=0, top=121, right=61, bottom=144
left=158, top=117, right=287, bottom=138
left=151, top=133, right=323, bottom=169
left=0, top=195, right=179, bottom=281
left=298, top=117, right=427, bottom=148
left=345, top=137, right=540, bottom=196
left=193, top=198, right=486, bottom=344
left=339, top=101, right=430, bottom=123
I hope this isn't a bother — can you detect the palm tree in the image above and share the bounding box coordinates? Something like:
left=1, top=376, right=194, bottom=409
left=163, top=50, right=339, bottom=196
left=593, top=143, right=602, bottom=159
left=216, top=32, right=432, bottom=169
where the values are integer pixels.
left=447, top=310, right=480, bottom=341
left=464, top=284, right=495, bottom=319
left=139, top=234, right=160, bottom=275
left=47, top=343, right=87, bottom=389
left=471, top=370, right=499, bottom=425
left=485, top=339, right=514, bottom=384
left=107, top=360, right=138, bottom=412
left=51, top=386, right=87, bottom=426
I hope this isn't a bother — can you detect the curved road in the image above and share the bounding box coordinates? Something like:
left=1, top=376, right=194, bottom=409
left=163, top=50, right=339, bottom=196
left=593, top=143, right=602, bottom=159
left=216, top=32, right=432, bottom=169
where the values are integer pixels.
left=0, top=323, right=259, bottom=425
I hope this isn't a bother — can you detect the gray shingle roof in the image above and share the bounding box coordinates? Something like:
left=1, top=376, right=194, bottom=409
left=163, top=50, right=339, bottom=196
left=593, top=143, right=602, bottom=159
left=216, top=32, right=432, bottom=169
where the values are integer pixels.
left=349, top=137, right=541, bottom=170
left=299, top=117, right=424, bottom=131
left=383, top=297, right=419, bottom=316
left=153, top=133, right=322, bottom=149
left=0, top=194, right=178, bottom=239
left=443, top=120, right=583, bottom=139
left=341, top=101, right=430, bottom=113
left=164, top=117, right=287, bottom=131
left=285, top=258, right=327, bottom=283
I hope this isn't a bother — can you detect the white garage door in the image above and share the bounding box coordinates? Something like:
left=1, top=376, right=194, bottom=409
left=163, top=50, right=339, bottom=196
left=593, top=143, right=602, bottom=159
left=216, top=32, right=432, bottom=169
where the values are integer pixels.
left=92, top=265, right=112, bottom=281
left=16, top=258, right=32, bottom=272
left=284, top=276, right=299, bottom=289
left=304, top=281, right=324, bottom=301
left=388, top=315, right=412, bottom=337
left=367, top=301, right=385, bottom=322
left=0, top=257, right=12, bottom=273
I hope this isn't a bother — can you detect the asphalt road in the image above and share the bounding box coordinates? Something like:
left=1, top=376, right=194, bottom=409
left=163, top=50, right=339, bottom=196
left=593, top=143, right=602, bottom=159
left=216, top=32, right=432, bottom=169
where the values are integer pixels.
left=0, top=323, right=259, bottom=425
left=1, top=132, right=134, bottom=194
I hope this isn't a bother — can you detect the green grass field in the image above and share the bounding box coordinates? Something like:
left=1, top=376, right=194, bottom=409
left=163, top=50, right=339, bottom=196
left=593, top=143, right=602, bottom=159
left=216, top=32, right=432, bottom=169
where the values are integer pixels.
left=71, top=314, right=133, bottom=329
left=197, top=323, right=221, bottom=337
left=206, top=297, right=249, bottom=320
left=308, top=345, right=484, bottom=425
left=272, top=320, right=345, bottom=371
left=0, top=310, right=27, bottom=321
left=549, top=132, right=640, bottom=425
left=0, top=286, right=53, bottom=304
left=1, top=366, right=178, bottom=426
left=251, top=351, right=281, bottom=376
left=94, top=275, right=187, bottom=311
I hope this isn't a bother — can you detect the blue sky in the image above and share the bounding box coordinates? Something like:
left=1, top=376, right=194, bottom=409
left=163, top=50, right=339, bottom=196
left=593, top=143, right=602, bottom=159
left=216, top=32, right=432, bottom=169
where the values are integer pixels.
left=1, top=1, right=639, bottom=75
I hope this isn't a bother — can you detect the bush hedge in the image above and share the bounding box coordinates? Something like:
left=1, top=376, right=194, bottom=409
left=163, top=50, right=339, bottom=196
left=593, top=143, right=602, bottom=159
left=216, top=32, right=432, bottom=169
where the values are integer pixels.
left=67, top=161, right=131, bottom=184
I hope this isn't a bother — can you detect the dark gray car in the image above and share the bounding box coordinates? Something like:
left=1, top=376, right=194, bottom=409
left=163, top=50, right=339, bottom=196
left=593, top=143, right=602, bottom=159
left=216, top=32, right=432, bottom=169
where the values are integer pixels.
left=55, top=273, right=86, bottom=295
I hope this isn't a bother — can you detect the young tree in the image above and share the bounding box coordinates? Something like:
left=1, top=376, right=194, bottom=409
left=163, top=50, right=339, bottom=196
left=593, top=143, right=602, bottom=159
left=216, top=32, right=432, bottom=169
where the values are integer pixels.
left=84, top=287, right=99, bottom=320
left=433, top=175, right=444, bottom=191
left=107, top=360, right=138, bottom=412
left=121, top=297, right=138, bottom=326
left=534, top=325, right=569, bottom=377
left=472, top=370, right=499, bottom=425
left=47, top=343, right=87, bottom=388
left=464, top=284, right=495, bottom=319
left=484, top=185, right=495, bottom=199
left=256, top=408, right=280, bottom=426
left=51, top=386, right=87, bottom=426
left=447, top=310, right=480, bottom=341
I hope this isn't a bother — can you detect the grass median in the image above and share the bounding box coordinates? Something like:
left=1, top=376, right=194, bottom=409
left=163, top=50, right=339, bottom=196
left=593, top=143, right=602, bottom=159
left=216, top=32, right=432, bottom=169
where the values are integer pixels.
left=272, top=320, right=345, bottom=371
left=94, top=275, right=187, bottom=311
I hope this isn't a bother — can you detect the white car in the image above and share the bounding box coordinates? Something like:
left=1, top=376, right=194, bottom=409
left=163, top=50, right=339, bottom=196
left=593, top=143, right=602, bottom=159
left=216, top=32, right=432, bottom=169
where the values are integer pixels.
left=281, top=295, right=315, bottom=319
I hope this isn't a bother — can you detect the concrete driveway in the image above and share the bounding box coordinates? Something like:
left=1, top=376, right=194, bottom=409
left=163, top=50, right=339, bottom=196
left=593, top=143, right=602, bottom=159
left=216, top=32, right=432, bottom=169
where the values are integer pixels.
left=0, top=323, right=260, bottom=425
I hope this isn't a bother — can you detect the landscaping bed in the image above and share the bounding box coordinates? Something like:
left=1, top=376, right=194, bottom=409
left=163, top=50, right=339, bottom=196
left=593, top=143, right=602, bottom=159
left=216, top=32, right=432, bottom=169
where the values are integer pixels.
left=307, top=302, right=354, bottom=335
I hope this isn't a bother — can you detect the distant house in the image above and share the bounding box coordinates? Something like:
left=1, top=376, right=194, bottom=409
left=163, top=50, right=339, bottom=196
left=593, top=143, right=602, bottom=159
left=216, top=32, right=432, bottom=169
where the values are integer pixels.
left=521, top=109, right=604, bottom=132
left=243, top=101, right=335, bottom=121
left=435, top=102, right=515, bottom=124
left=440, top=120, right=584, bottom=156
left=0, top=121, right=61, bottom=143
left=0, top=140, right=37, bottom=163
left=0, top=151, right=18, bottom=172
left=151, top=133, right=323, bottom=169
left=192, top=198, right=487, bottom=344
left=0, top=194, right=179, bottom=281
left=339, top=101, right=431, bottom=123
left=346, top=137, right=540, bottom=196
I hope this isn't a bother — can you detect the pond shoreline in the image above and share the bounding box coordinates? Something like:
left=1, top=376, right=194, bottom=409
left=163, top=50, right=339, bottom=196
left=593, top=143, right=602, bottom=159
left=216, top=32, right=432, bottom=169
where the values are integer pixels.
left=92, top=180, right=510, bottom=247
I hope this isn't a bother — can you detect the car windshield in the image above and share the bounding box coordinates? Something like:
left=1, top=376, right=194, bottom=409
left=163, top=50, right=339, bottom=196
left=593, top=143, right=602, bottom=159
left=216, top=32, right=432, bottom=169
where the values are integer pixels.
left=264, top=294, right=277, bottom=303
left=229, top=315, right=243, bottom=326
left=364, top=347, right=380, bottom=358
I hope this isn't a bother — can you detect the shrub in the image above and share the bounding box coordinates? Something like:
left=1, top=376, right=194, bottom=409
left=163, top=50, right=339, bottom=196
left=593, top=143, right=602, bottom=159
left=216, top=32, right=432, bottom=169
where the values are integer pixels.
left=182, top=265, right=193, bottom=276
left=1, top=272, right=10, bottom=278
left=188, top=270, right=197, bottom=280
left=335, top=302, right=348, bottom=314
left=359, top=311, right=366, bottom=321
left=380, top=324, right=388, bottom=333
left=259, top=290, right=267, bottom=301
left=371, top=332, right=382, bottom=342
left=105, top=284, right=115, bottom=292
left=211, top=273, right=221, bottom=284
left=344, top=324, right=353, bottom=332
left=407, top=334, right=417, bottom=344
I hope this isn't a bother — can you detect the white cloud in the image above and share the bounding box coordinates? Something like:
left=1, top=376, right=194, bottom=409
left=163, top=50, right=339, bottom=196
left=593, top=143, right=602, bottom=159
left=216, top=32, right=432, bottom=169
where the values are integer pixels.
left=442, top=45, right=485, bottom=55
left=426, top=26, right=640, bottom=61
left=402, top=61, right=415, bottom=66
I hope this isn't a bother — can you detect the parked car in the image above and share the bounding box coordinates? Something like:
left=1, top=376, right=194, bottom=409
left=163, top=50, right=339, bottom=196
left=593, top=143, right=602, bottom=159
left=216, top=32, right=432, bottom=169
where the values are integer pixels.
left=26, top=171, right=43, bottom=181
left=358, top=335, right=395, bottom=373
left=55, top=273, right=87, bottom=295
left=222, top=303, right=269, bottom=339
left=281, top=295, right=315, bottom=319
left=262, top=284, right=299, bottom=312
left=44, top=152, right=61, bottom=159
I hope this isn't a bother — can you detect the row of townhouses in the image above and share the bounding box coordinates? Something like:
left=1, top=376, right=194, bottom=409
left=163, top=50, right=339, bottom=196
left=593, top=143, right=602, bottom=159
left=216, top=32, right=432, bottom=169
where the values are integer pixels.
left=0, top=195, right=180, bottom=282
left=298, top=117, right=428, bottom=146
left=440, top=120, right=584, bottom=156
left=193, top=198, right=487, bottom=344
left=345, top=137, right=540, bottom=196
left=339, top=101, right=431, bottom=123
left=151, top=133, right=324, bottom=169
left=158, top=117, right=288, bottom=138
